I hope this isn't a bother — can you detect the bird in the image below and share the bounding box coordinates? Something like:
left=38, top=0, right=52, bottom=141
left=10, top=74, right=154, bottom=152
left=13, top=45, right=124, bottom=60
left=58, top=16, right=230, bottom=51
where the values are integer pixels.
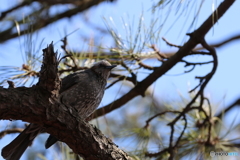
left=1, top=60, right=116, bottom=160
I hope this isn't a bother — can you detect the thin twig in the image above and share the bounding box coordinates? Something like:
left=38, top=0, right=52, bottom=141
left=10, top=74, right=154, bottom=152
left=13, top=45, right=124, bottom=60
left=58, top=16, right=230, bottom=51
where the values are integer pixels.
left=144, top=111, right=180, bottom=128
left=0, top=128, right=23, bottom=138
left=162, top=37, right=182, bottom=48
left=151, top=44, right=168, bottom=61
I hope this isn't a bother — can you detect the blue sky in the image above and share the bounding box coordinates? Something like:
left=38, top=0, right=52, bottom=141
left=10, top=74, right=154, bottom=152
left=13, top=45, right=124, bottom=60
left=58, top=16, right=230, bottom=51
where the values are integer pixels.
left=0, top=0, right=240, bottom=159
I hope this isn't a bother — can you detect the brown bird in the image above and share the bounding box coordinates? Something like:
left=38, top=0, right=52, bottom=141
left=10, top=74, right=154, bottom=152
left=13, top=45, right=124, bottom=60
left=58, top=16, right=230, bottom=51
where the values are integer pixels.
left=1, top=60, right=116, bottom=160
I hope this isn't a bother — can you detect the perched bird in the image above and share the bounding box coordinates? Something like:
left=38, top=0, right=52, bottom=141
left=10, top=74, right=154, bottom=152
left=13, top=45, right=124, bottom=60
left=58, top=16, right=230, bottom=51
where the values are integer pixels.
left=1, top=60, right=116, bottom=160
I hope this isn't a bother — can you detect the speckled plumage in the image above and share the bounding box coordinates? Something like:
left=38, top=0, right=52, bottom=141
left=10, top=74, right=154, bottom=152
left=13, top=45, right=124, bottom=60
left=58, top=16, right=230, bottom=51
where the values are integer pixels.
left=1, top=60, right=116, bottom=160
left=45, top=60, right=116, bottom=148
left=60, top=60, right=113, bottom=118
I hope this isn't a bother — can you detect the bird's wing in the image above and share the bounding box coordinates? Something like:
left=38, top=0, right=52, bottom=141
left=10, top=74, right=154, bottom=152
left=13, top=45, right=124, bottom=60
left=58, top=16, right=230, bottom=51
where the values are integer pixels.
left=60, top=71, right=86, bottom=93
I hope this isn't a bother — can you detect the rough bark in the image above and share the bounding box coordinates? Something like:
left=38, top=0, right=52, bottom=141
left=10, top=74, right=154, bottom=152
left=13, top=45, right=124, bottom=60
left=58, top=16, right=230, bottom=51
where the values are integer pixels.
left=0, top=43, right=131, bottom=160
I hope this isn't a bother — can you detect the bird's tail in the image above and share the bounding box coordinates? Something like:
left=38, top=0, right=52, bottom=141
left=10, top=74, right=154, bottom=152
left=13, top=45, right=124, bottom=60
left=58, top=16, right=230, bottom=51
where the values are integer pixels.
left=1, top=123, right=41, bottom=160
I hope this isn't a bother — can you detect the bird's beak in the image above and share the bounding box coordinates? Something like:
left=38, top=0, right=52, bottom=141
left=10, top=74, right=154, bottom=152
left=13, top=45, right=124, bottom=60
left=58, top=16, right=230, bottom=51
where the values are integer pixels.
left=106, top=65, right=117, bottom=70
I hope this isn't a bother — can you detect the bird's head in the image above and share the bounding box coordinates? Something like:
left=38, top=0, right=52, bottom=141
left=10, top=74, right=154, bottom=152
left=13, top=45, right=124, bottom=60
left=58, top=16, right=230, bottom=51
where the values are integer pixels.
left=91, top=60, right=116, bottom=80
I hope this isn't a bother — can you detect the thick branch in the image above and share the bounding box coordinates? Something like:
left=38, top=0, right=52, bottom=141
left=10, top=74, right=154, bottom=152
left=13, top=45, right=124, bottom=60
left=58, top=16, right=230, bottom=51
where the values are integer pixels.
left=37, top=42, right=61, bottom=95
left=0, top=87, right=131, bottom=160
left=0, top=44, right=131, bottom=160
left=0, top=0, right=32, bottom=21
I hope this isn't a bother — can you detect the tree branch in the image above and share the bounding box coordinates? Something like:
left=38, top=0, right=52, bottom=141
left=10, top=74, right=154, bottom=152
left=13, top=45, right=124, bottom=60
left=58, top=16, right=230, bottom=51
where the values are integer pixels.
left=0, top=0, right=114, bottom=43
left=0, top=44, right=131, bottom=160
left=215, top=97, right=240, bottom=119
left=91, top=0, right=236, bottom=120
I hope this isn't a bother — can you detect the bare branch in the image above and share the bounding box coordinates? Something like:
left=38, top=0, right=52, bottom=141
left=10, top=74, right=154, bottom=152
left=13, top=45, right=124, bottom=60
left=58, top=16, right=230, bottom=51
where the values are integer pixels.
left=216, top=98, right=240, bottom=119
left=162, top=37, right=182, bottom=48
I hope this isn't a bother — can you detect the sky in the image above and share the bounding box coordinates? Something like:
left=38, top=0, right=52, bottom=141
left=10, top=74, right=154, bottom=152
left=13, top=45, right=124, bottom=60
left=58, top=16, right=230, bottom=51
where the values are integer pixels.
left=0, top=0, right=240, bottom=159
